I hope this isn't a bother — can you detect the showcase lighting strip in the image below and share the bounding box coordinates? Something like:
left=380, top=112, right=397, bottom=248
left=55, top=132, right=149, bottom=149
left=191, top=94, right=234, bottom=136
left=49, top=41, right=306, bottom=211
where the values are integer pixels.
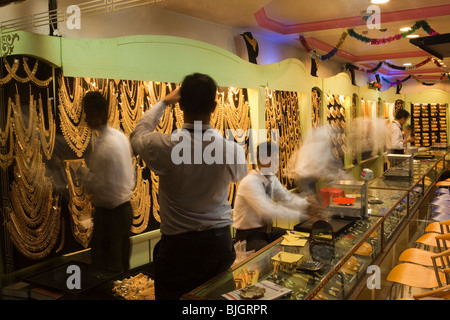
left=0, top=0, right=163, bottom=34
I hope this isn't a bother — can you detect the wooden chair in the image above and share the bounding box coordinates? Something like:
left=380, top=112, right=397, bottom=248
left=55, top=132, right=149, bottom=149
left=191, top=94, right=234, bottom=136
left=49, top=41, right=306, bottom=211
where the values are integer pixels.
left=413, top=284, right=450, bottom=300
left=387, top=263, right=447, bottom=299
left=388, top=240, right=450, bottom=299
left=431, top=248, right=450, bottom=286
left=423, top=220, right=450, bottom=235
left=399, top=248, right=443, bottom=267
left=415, top=232, right=450, bottom=251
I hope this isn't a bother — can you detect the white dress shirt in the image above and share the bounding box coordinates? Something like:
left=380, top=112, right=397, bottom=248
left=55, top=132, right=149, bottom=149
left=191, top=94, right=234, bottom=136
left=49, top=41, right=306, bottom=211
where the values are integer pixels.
left=232, top=169, right=309, bottom=230
left=84, top=125, right=135, bottom=209
left=130, top=100, right=248, bottom=235
left=386, top=120, right=404, bottom=150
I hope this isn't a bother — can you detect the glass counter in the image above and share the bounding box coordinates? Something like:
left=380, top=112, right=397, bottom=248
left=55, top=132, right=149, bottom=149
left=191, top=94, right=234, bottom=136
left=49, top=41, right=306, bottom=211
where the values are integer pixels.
left=185, top=150, right=449, bottom=300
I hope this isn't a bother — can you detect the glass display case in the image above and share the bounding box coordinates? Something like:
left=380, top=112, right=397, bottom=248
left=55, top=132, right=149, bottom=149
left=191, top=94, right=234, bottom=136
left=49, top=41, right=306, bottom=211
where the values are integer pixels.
left=185, top=149, right=450, bottom=300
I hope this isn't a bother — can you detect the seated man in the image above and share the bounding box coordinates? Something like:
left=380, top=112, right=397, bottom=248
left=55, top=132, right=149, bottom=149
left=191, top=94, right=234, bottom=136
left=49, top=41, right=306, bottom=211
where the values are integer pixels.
left=233, top=141, right=311, bottom=252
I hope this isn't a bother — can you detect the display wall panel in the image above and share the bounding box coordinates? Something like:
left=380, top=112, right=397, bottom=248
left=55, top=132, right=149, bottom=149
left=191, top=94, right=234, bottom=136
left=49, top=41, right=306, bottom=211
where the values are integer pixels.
left=0, top=56, right=253, bottom=270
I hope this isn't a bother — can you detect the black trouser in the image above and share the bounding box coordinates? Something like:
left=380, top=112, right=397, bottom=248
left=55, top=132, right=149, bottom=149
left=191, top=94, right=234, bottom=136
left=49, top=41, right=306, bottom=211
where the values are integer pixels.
left=235, top=227, right=286, bottom=252
left=91, top=201, right=133, bottom=273
left=154, top=226, right=236, bottom=300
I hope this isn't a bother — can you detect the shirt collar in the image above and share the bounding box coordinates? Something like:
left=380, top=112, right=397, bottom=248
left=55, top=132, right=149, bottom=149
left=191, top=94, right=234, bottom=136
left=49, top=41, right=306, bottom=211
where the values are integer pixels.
left=182, top=123, right=213, bottom=131
left=255, top=168, right=274, bottom=187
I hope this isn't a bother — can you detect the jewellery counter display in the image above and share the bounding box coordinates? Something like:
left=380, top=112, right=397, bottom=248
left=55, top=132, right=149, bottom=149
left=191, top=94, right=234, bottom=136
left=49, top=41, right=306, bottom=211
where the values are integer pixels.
left=185, top=149, right=450, bottom=300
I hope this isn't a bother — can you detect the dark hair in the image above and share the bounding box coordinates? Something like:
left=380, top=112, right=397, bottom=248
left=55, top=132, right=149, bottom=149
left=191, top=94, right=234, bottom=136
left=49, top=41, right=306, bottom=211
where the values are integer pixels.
left=82, top=91, right=108, bottom=125
left=256, top=141, right=278, bottom=161
left=179, top=73, right=217, bottom=115
left=394, top=109, right=410, bottom=120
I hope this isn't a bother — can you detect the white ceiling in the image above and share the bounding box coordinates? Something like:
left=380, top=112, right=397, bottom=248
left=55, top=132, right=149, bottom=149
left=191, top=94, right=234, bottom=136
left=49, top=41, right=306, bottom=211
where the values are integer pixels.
left=152, top=0, right=450, bottom=81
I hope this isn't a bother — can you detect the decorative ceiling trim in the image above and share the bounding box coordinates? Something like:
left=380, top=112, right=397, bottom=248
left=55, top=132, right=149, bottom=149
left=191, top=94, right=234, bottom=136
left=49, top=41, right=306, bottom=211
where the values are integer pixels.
left=255, top=4, right=450, bottom=34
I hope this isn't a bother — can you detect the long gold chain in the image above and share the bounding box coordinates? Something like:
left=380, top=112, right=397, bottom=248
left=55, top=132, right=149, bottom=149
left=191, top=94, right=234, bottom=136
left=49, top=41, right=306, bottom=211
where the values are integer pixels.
left=7, top=88, right=59, bottom=259
left=37, top=92, right=56, bottom=160
left=58, top=76, right=91, bottom=157
left=265, top=88, right=302, bottom=188
left=130, top=156, right=151, bottom=234
left=2, top=57, right=52, bottom=87
left=0, top=97, right=13, bottom=169
left=64, top=159, right=94, bottom=248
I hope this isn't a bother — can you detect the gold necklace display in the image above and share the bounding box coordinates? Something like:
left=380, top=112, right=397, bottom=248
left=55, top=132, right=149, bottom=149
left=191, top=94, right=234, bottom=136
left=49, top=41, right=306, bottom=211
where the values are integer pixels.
left=326, top=93, right=347, bottom=163
left=151, top=171, right=161, bottom=223
left=130, top=156, right=151, bottom=233
left=106, top=80, right=121, bottom=130
left=2, top=57, right=52, bottom=87
left=213, top=87, right=252, bottom=204
left=312, top=88, right=321, bottom=129
left=265, top=88, right=302, bottom=188
left=63, top=159, right=94, bottom=248
left=2, top=71, right=255, bottom=261
left=119, top=80, right=145, bottom=136
left=0, top=97, right=13, bottom=170
left=37, top=92, right=56, bottom=160
left=7, top=87, right=61, bottom=260
left=58, top=76, right=92, bottom=157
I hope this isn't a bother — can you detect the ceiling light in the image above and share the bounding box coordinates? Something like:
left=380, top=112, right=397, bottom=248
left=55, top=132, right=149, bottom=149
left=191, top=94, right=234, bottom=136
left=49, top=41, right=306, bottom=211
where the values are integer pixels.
left=400, top=27, right=412, bottom=32
left=406, top=34, right=420, bottom=38
left=403, top=63, right=412, bottom=66
left=371, top=0, right=390, bottom=4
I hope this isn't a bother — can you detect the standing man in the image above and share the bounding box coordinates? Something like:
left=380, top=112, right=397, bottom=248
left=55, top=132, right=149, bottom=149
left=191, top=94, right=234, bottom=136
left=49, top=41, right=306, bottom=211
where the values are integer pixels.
left=130, top=73, right=248, bottom=300
left=233, top=141, right=311, bottom=252
left=82, top=91, right=135, bottom=273
left=386, top=109, right=414, bottom=154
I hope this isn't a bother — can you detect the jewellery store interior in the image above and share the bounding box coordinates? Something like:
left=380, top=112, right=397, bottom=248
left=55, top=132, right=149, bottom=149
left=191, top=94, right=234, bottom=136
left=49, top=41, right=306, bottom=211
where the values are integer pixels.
left=1, top=0, right=450, bottom=301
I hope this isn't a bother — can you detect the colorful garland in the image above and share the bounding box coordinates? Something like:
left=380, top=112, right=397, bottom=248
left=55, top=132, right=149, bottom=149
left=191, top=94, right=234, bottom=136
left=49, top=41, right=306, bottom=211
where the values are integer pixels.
left=412, top=73, right=450, bottom=86
left=381, top=75, right=412, bottom=86
left=346, top=62, right=383, bottom=73
left=298, top=32, right=348, bottom=62
left=348, top=20, right=439, bottom=45
left=383, top=57, right=432, bottom=71
left=432, top=58, right=450, bottom=72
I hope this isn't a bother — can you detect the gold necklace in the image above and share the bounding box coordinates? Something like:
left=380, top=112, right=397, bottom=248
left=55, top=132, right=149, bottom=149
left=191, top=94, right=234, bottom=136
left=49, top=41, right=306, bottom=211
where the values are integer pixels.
left=150, top=171, right=161, bottom=223
left=22, top=57, right=53, bottom=87
left=130, top=157, right=151, bottom=234
left=58, top=80, right=92, bottom=157
left=64, top=159, right=93, bottom=248
left=37, top=92, right=56, bottom=160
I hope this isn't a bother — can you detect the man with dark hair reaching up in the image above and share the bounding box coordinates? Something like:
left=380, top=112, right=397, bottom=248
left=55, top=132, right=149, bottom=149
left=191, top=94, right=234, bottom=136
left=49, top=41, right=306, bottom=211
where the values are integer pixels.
left=130, top=73, right=248, bottom=300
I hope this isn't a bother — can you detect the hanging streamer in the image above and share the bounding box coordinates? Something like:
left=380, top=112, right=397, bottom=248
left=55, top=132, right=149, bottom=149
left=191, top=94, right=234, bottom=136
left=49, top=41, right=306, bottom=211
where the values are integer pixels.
left=381, top=75, right=412, bottom=86
left=348, top=20, right=439, bottom=45
left=298, top=32, right=348, bottom=62
left=412, top=73, right=450, bottom=86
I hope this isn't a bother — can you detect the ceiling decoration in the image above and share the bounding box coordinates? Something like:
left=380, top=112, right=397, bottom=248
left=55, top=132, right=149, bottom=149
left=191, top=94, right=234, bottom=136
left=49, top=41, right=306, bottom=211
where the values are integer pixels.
left=251, top=0, right=450, bottom=82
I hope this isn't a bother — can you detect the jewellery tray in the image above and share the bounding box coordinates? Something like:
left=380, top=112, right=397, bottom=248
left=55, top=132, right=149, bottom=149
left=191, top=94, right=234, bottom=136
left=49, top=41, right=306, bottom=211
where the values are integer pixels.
left=21, top=260, right=121, bottom=298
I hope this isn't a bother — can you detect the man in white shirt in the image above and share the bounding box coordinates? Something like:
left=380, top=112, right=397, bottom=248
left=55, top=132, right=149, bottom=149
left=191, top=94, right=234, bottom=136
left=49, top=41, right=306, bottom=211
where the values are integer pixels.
left=82, top=91, right=135, bottom=273
left=130, top=73, right=248, bottom=300
left=233, top=141, right=311, bottom=252
left=386, top=109, right=414, bottom=154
